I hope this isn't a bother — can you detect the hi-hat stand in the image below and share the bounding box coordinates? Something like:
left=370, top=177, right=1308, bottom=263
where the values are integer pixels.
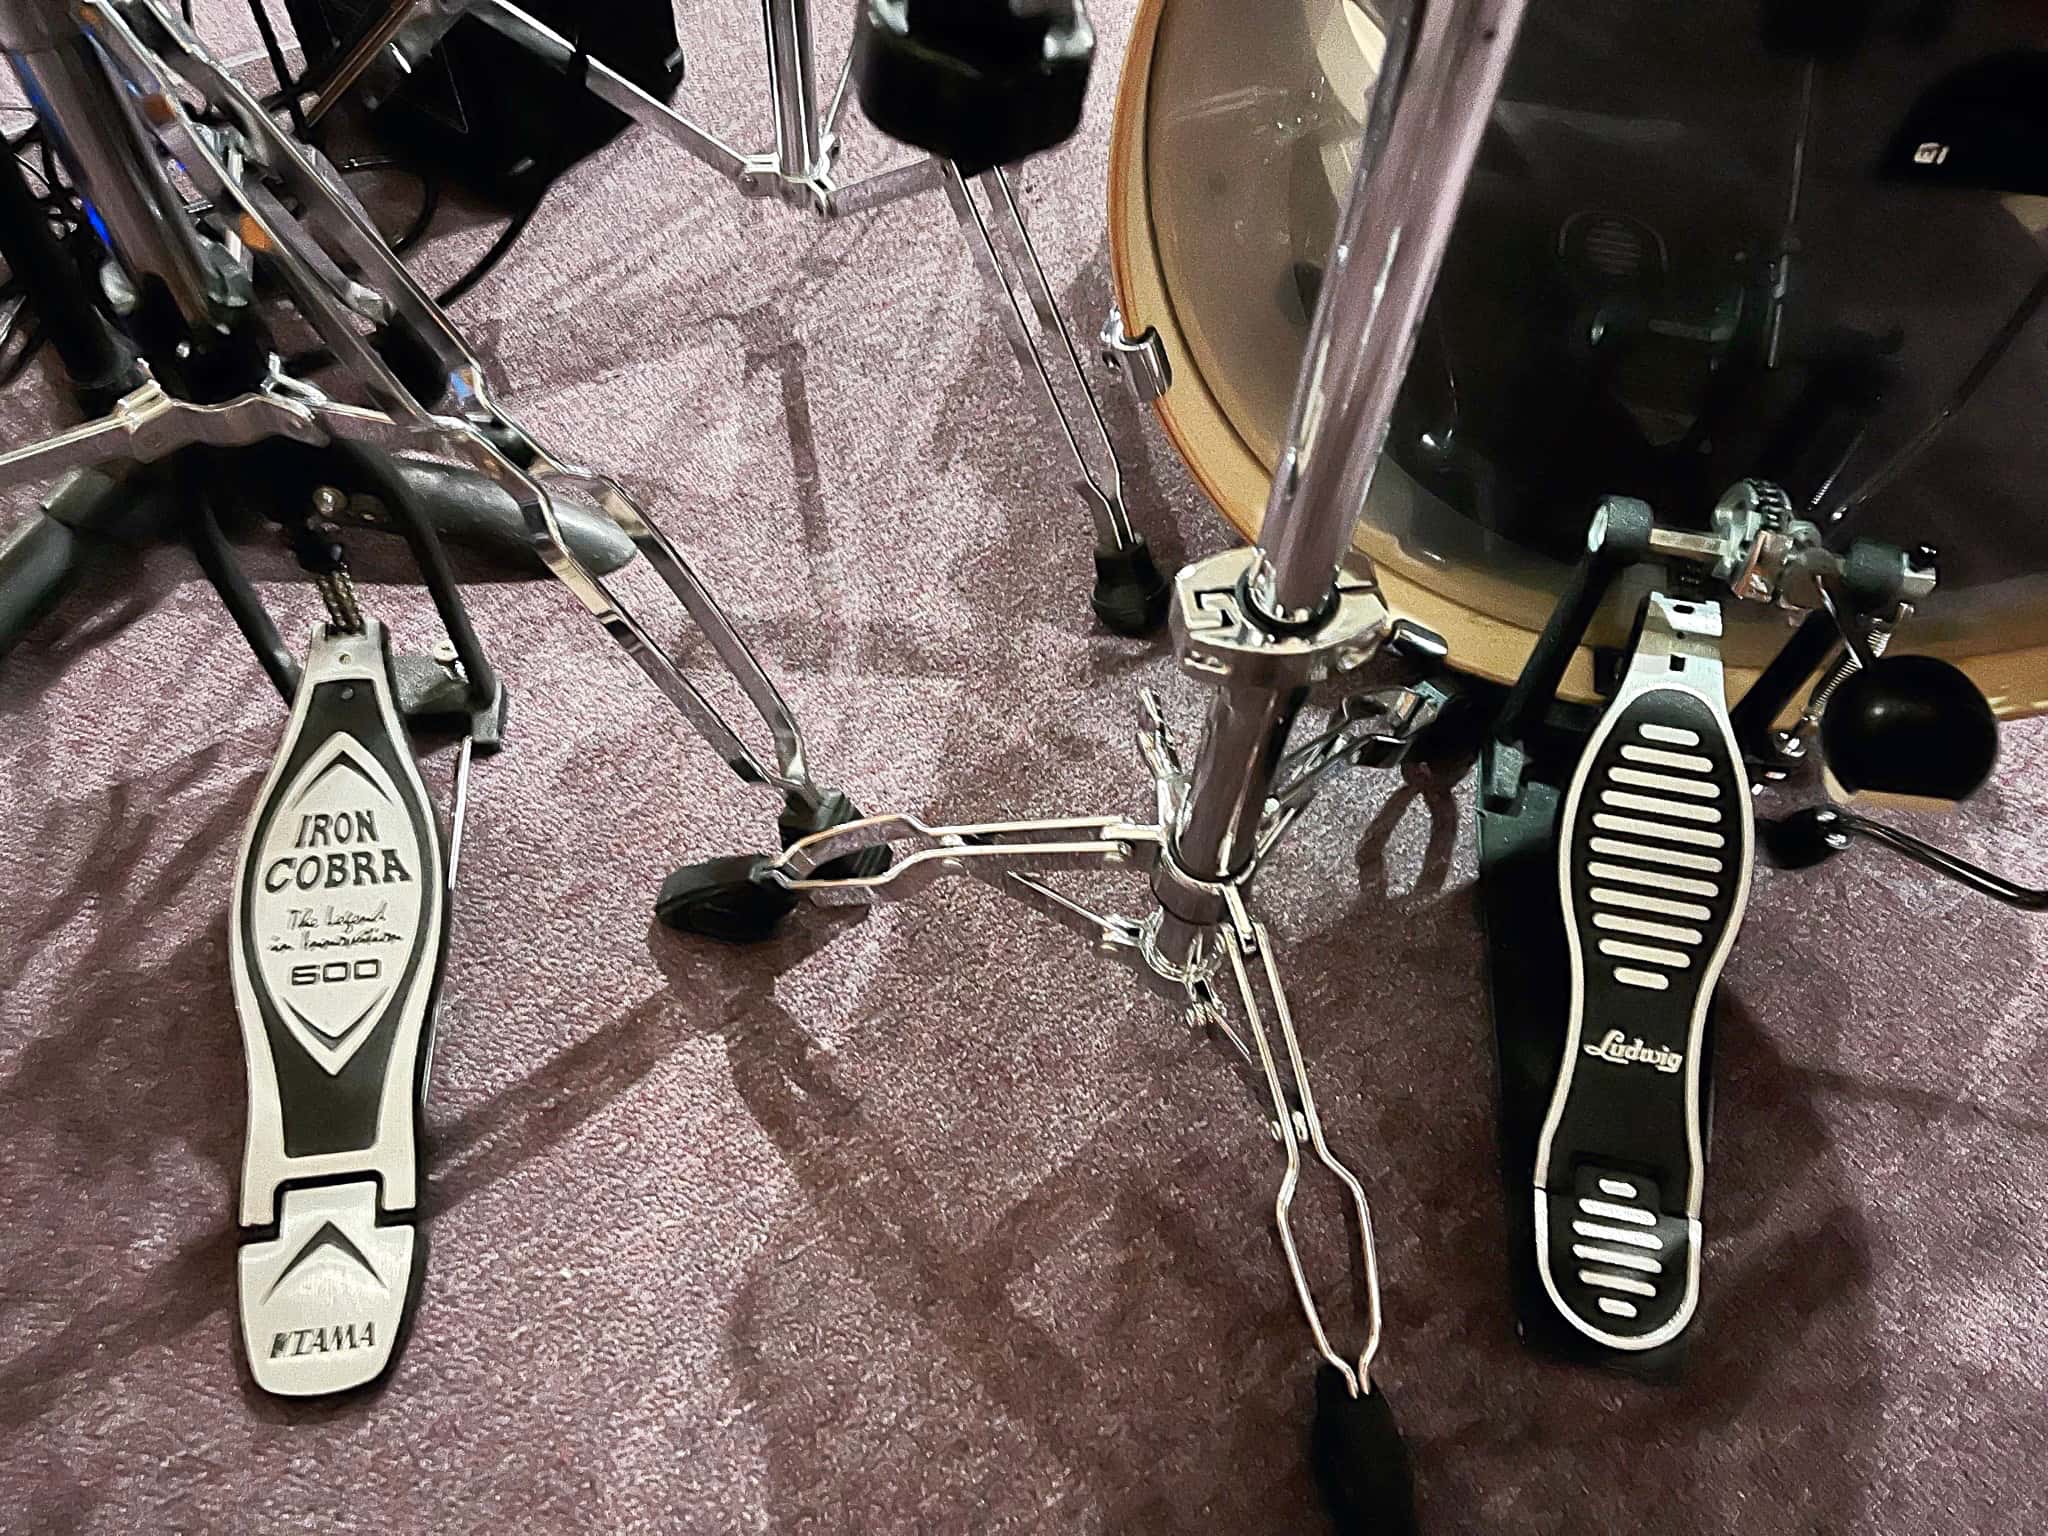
left=662, top=2, right=1532, bottom=1528
left=2, top=0, right=874, bottom=1393
left=293, top=0, right=1171, bottom=635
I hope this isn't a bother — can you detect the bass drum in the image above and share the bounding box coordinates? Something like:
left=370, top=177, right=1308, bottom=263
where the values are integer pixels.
left=1109, top=0, right=2048, bottom=713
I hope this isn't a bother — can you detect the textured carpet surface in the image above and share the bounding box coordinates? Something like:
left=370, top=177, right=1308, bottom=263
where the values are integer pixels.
left=4, top=4, right=2047, bottom=1533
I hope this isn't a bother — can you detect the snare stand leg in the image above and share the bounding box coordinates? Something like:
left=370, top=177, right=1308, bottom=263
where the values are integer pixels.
left=939, top=162, right=1168, bottom=636
left=744, top=4, right=1528, bottom=1528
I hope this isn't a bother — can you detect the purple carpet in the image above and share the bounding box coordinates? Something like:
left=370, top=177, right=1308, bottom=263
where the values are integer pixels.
left=3, top=2, right=2046, bottom=1531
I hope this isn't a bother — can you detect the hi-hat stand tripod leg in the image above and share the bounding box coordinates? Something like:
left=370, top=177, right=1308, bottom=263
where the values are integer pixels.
left=292, top=0, right=1170, bottom=634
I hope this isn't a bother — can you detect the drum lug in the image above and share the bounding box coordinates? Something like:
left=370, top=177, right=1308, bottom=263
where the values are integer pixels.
left=1099, top=307, right=1172, bottom=404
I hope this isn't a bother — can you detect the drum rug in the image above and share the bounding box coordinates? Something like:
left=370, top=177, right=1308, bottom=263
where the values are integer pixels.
left=2, top=1, right=2043, bottom=1531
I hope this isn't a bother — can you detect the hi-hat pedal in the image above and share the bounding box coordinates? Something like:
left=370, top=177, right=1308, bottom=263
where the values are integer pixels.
left=230, top=619, right=463, bottom=1395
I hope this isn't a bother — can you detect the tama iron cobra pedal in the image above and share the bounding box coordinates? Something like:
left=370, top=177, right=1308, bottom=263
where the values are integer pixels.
left=1479, top=484, right=1941, bottom=1367
left=1, top=0, right=878, bottom=1392
left=230, top=606, right=464, bottom=1397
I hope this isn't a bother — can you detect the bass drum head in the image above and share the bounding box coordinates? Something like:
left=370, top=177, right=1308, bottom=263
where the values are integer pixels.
left=1109, top=0, right=2048, bottom=713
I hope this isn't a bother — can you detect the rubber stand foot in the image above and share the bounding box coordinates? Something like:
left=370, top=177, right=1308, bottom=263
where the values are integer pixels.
left=779, top=789, right=892, bottom=882
left=655, top=854, right=799, bottom=944
left=1759, top=807, right=1842, bottom=870
left=1311, top=1366, right=1418, bottom=1536
left=1091, top=538, right=1170, bottom=637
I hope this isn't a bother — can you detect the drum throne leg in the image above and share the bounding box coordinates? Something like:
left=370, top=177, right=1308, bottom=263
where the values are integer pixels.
left=288, top=0, right=1171, bottom=636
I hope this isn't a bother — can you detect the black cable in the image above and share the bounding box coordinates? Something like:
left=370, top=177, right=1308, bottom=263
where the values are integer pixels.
left=296, top=183, right=550, bottom=379
left=434, top=189, right=546, bottom=309
left=335, top=155, right=440, bottom=254
left=244, top=0, right=309, bottom=138
left=0, top=129, right=84, bottom=393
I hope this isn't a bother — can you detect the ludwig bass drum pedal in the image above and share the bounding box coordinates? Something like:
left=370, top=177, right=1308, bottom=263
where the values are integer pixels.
left=1536, top=590, right=1749, bottom=1351
left=1479, top=484, right=1937, bottom=1369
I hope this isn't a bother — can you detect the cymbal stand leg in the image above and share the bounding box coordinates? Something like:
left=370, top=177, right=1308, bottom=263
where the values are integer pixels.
left=404, top=0, right=1172, bottom=633
left=938, top=162, right=1167, bottom=636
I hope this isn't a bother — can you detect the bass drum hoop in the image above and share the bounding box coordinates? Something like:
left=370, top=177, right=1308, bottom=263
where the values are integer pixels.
left=1105, top=0, right=2048, bottom=718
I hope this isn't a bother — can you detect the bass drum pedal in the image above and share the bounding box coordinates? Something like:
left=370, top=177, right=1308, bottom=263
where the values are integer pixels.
left=229, top=619, right=450, bottom=1396
left=1480, top=485, right=1941, bottom=1370
left=1533, top=592, right=1752, bottom=1353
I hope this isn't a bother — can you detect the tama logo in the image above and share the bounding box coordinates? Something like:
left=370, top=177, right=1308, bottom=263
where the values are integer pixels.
left=270, top=1321, right=377, bottom=1359
left=1584, top=1030, right=1684, bottom=1074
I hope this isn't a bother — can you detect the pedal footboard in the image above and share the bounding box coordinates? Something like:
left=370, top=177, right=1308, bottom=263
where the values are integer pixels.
left=1533, top=593, right=1753, bottom=1353
left=229, top=620, right=446, bottom=1395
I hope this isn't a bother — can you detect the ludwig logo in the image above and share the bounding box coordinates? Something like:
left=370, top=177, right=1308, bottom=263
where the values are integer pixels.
left=249, top=732, right=426, bottom=1075
left=1583, top=1030, right=1684, bottom=1074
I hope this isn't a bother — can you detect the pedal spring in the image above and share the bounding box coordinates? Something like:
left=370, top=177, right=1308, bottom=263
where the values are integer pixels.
left=316, top=567, right=365, bottom=635
left=1801, top=617, right=1891, bottom=726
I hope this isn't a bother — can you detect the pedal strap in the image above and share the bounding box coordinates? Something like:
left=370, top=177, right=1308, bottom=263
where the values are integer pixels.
left=229, top=619, right=446, bottom=1395
left=1534, top=592, right=1753, bottom=1352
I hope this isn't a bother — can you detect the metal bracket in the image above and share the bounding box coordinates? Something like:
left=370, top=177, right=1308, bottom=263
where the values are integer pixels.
left=0, top=374, right=327, bottom=491
left=1172, top=546, right=1391, bottom=689
left=1099, top=307, right=1171, bottom=404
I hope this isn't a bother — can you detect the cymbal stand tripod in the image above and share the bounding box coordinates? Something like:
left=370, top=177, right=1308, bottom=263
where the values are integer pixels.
left=670, top=1, right=1531, bottom=1527
left=2, top=0, right=876, bottom=1391
left=290, top=0, right=1170, bottom=635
